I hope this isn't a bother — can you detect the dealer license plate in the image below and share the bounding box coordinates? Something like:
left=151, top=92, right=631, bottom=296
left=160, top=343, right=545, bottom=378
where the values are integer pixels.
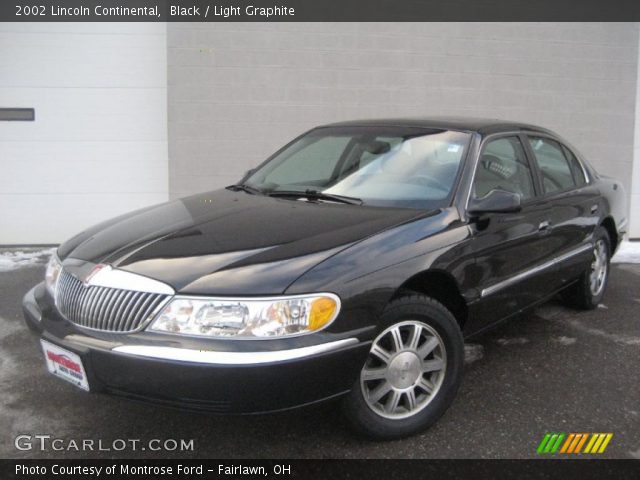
left=40, top=339, right=90, bottom=391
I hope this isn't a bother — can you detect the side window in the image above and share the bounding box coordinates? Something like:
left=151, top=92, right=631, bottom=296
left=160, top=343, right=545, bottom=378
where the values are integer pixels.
left=528, top=137, right=577, bottom=194
left=473, top=136, right=535, bottom=200
left=561, top=144, right=587, bottom=186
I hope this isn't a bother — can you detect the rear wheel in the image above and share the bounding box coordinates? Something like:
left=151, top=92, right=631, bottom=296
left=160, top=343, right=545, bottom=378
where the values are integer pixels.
left=342, top=295, right=463, bottom=440
left=563, top=226, right=611, bottom=310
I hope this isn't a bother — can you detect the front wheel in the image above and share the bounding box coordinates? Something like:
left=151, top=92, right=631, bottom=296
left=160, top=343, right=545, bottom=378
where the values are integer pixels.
left=342, top=295, right=463, bottom=440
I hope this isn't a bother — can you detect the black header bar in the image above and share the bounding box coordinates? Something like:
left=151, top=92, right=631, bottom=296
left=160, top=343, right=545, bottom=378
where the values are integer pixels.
left=2, top=459, right=640, bottom=480
left=1, top=0, right=640, bottom=22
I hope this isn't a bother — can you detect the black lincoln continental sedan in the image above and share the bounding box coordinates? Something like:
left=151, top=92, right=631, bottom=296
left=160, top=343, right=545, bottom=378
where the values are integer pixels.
left=24, top=117, right=627, bottom=439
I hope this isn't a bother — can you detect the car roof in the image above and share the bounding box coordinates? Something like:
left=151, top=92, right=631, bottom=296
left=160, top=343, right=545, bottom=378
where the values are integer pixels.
left=321, top=116, right=556, bottom=136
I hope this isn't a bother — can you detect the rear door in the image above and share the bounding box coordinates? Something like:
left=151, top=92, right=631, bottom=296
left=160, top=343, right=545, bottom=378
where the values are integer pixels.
left=524, top=135, right=600, bottom=286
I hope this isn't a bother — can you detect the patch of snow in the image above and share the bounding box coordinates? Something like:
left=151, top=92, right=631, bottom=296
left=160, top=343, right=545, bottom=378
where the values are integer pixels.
left=566, top=319, right=640, bottom=347
left=496, top=337, right=529, bottom=346
left=597, top=304, right=608, bottom=310
left=612, top=241, right=640, bottom=264
left=551, top=336, right=577, bottom=346
left=464, top=343, right=484, bottom=364
left=0, top=248, right=55, bottom=272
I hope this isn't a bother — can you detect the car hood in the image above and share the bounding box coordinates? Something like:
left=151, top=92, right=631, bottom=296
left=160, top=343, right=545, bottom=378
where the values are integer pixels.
left=58, top=189, right=428, bottom=294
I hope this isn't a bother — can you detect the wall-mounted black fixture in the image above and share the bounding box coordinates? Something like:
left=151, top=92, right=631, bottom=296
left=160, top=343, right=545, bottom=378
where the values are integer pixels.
left=0, top=108, right=35, bottom=121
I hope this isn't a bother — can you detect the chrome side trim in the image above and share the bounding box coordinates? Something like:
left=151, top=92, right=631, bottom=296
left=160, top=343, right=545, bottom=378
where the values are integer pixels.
left=112, top=338, right=359, bottom=365
left=86, top=265, right=175, bottom=295
left=481, top=243, right=593, bottom=298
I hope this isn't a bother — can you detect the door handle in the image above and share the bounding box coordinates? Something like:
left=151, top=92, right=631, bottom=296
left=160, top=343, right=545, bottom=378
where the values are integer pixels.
left=538, top=220, right=551, bottom=231
left=590, top=204, right=599, bottom=214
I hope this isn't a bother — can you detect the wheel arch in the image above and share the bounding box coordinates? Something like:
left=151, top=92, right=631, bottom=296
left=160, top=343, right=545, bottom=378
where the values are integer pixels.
left=392, top=270, right=468, bottom=330
left=600, top=216, right=618, bottom=253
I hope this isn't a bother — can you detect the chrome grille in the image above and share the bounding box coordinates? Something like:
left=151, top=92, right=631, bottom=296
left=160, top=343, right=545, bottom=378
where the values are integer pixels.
left=55, top=269, right=169, bottom=332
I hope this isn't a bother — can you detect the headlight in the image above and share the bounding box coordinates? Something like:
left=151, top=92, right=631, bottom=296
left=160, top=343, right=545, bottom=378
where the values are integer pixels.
left=45, top=253, right=62, bottom=298
left=148, top=294, right=340, bottom=338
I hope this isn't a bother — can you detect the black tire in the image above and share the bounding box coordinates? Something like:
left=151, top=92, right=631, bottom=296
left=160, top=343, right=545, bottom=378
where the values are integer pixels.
left=342, top=294, right=464, bottom=440
left=562, top=226, right=611, bottom=310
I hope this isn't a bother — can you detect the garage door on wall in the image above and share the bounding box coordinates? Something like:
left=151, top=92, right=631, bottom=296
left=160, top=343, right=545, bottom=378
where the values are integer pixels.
left=0, top=23, right=169, bottom=244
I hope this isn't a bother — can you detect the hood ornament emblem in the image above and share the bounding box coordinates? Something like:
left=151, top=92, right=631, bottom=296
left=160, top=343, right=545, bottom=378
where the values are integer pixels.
left=78, top=263, right=174, bottom=295
left=83, top=264, right=107, bottom=287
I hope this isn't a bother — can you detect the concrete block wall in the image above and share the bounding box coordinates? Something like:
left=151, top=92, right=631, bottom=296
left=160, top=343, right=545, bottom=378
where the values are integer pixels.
left=631, top=25, right=640, bottom=238
left=168, top=22, right=639, bottom=209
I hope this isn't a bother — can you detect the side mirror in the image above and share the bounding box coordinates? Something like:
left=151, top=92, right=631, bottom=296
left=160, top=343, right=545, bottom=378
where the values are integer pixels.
left=468, top=189, right=522, bottom=215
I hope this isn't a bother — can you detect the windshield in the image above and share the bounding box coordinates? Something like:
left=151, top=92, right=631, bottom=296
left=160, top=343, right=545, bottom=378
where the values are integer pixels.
left=245, top=126, right=471, bottom=209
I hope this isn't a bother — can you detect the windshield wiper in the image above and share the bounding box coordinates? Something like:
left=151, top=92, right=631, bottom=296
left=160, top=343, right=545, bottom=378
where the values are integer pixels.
left=267, top=189, right=363, bottom=205
left=225, top=183, right=263, bottom=195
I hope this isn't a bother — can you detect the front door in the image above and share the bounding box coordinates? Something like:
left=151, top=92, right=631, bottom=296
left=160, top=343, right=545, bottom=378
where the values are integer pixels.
left=463, top=135, right=562, bottom=334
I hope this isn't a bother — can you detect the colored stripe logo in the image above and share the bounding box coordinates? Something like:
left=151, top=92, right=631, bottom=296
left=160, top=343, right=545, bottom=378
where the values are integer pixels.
left=537, top=433, right=613, bottom=454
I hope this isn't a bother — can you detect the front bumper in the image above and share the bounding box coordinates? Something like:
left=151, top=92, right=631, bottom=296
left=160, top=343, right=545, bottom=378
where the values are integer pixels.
left=23, top=283, right=371, bottom=414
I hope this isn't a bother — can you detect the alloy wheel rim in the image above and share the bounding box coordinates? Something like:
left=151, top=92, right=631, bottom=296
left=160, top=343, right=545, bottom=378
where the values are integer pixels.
left=360, top=320, right=446, bottom=419
left=589, top=239, right=608, bottom=296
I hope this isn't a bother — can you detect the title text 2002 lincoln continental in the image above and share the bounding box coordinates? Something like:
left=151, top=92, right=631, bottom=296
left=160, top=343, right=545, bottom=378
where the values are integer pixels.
left=24, top=118, right=627, bottom=439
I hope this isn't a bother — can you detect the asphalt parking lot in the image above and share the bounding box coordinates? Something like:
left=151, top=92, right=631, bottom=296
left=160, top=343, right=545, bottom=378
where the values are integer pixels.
left=1, top=249, right=638, bottom=459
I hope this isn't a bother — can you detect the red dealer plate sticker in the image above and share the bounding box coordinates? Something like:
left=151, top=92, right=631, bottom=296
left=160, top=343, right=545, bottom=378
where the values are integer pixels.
left=40, top=339, right=90, bottom=392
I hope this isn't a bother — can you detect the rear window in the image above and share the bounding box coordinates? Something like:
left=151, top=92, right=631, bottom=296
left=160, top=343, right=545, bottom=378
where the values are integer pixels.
left=561, top=144, right=587, bottom=186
